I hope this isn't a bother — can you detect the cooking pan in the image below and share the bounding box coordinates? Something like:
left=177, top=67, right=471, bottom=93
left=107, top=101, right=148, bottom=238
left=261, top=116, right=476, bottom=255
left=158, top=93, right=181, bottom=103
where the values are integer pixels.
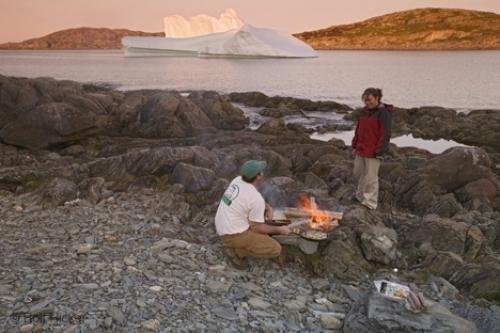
left=293, top=228, right=329, bottom=241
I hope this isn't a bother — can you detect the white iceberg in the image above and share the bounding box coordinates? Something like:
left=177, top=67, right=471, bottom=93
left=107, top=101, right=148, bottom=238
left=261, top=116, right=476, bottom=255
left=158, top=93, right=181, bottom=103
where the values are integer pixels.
left=164, top=8, right=244, bottom=38
left=122, top=24, right=317, bottom=58
left=122, top=8, right=316, bottom=58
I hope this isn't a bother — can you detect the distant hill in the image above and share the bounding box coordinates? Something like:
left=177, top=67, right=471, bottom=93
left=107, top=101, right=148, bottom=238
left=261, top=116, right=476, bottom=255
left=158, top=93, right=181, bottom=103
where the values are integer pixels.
left=1, top=8, right=499, bottom=50
left=294, top=8, right=500, bottom=50
left=0, top=27, right=164, bottom=50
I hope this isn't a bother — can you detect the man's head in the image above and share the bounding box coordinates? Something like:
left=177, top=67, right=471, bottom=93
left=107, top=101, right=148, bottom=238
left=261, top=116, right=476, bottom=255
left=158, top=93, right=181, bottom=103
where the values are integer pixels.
left=240, top=160, right=267, bottom=185
left=362, top=87, right=383, bottom=109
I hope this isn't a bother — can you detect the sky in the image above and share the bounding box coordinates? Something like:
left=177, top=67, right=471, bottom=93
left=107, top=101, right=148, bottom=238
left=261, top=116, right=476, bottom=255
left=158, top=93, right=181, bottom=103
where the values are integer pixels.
left=0, top=0, right=499, bottom=43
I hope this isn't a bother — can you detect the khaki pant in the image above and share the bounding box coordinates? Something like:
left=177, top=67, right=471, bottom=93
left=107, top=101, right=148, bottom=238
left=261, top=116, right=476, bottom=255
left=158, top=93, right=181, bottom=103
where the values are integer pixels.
left=221, top=229, right=281, bottom=259
left=353, top=155, right=381, bottom=209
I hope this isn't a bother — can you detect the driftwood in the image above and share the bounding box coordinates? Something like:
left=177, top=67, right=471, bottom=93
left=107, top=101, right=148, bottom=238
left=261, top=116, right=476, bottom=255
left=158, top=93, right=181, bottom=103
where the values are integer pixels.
left=283, top=207, right=343, bottom=220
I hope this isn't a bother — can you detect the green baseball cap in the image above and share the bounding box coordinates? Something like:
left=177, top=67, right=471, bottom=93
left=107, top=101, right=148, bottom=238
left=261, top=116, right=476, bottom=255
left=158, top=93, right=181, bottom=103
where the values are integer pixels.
left=240, top=160, right=267, bottom=179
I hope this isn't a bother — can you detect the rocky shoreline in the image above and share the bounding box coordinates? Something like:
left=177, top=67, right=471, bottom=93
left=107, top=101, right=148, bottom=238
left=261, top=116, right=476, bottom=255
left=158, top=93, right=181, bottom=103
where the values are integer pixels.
left=0, top=75, right=499, bottom=332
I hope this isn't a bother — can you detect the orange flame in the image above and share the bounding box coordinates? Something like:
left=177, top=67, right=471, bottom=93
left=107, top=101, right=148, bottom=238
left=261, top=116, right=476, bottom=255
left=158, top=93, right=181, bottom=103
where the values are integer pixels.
left=296, top=194, right=334, bottom=232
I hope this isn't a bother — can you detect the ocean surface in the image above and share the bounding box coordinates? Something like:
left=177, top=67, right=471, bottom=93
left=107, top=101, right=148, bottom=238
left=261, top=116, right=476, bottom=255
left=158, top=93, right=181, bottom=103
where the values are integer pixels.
left=0, top=50, right=499, bottom=110
left=237, top=103, right=467, bottom=154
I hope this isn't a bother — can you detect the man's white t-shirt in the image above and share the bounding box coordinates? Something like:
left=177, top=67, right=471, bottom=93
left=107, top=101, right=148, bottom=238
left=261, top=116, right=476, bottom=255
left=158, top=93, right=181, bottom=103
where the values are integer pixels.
left=215, top=176, right=266, bottom=236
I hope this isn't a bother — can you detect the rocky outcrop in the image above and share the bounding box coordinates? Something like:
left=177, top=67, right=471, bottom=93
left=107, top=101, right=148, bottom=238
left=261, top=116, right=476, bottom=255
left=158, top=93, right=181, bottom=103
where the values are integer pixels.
left=396, top=147, right=500, bottom=216
left=344, top=291, right=478, bottom=332
left=1, top=75, right=500, bottom=332
left=228, top=91, right=352, bottom=112
left=0, top=27, right=164, bottom=50
left=0, top=76, right=248, bottom=149
left=345, top=106, right=500, bottom=154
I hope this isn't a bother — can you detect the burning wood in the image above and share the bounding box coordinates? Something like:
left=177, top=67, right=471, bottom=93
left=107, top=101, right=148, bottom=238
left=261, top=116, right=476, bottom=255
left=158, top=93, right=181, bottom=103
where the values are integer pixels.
left=283, top=194, right=343, bottom=232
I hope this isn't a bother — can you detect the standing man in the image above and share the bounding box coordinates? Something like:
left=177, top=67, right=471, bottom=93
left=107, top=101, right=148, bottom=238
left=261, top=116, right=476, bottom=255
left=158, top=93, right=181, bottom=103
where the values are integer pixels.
left=351, top=88, right=393, bottom=210
left=215, top=160, right=290, bottom=269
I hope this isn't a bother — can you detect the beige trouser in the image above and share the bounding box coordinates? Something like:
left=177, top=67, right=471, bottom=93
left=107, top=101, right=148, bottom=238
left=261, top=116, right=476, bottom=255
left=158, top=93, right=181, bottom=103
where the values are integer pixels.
left=353, top=155, right=381, bottom=209
left=221, top=229, right=281, bottom=259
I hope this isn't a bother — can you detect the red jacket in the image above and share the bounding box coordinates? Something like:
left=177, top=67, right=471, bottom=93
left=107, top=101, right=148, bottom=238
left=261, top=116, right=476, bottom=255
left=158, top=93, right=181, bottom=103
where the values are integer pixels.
left=352, top=103, right=393, bottom=158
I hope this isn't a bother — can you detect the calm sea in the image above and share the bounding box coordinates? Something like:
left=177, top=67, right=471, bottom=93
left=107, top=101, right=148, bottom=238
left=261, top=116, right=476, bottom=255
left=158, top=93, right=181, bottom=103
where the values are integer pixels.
left=0, top=50, right=499, bottom=110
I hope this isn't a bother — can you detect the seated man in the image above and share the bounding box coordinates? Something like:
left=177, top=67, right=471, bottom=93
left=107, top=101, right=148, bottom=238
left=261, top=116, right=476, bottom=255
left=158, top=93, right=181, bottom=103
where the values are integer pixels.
left=215, top=160, right=291, bottom=269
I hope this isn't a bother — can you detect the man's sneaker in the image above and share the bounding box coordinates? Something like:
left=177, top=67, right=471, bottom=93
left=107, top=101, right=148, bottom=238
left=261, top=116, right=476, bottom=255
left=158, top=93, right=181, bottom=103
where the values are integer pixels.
left=224, top=248, right=248, bottom=270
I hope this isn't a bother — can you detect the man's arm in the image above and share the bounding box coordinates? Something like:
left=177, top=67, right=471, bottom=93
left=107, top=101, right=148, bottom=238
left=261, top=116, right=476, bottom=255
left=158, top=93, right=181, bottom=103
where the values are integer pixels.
left=264, top=203, right=273, bottom=223
left=250, top=221, right=290, bottom=235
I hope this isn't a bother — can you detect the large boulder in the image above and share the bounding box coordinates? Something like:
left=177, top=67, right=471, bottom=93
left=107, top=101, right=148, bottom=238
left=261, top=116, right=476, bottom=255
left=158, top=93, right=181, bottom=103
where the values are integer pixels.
left=321, top=227, right=374, bottom=281
left=188, top=91, right=248, bottom=130
left=131, top=92, right=214, bottom=138
left=400, top=215, right=485, bottom=262
left=358, top=224, right=399, bottom=266
left=228, top=91, right=269, bottom=107
left=0, top=102, right=101, bottom=149
left=344, top=291, right=478, bottom=333
left=171, top=163, right=216, bottom=193
left=258, top=176, right=302, bottom=207
left=421, top=147, right=492, bottom=192
left=396, top=147, right=498, bottom=216
left=88, top=146, right=199, bottom=184
left=450, top=262, right=500, bottom=300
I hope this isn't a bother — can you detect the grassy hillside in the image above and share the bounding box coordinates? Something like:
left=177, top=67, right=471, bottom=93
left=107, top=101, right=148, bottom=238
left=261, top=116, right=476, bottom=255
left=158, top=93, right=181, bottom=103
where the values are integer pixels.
left=295, top=8, right=500, bottom=50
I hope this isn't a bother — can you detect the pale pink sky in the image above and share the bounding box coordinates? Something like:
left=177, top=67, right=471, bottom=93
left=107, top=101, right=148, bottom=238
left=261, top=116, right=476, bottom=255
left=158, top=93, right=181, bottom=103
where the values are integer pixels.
left=0, top=0, right=499, bottom=43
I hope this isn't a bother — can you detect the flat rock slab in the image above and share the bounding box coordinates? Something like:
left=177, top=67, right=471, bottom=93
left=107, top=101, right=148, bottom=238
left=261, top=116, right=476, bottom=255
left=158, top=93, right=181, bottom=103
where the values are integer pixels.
left=212, top=304, right=238, bottom=320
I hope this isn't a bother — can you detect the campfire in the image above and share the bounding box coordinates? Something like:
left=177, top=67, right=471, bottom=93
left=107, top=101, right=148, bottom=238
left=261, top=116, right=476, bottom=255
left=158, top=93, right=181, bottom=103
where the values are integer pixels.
left=296, top=193, right=338, bottom=232
left=271, top=193, right=342, bottom=241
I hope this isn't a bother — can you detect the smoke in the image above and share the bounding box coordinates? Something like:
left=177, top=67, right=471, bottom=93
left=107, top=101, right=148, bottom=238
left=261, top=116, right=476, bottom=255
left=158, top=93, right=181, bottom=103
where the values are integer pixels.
left=258, top=180, right=294, bottom=208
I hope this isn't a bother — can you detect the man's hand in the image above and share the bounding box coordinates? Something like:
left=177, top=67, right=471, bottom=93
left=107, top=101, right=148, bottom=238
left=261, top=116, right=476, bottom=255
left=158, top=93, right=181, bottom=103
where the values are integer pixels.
left=250, top=222, right=290, bottom=236
left=279, top=226, right=291, bottom=235
left=351, top=149, right=357, bottom=157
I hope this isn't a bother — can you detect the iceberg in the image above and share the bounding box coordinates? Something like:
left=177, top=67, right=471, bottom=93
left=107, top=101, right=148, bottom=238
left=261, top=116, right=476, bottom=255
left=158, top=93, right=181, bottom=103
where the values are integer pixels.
left=164, top=8, right=244, bottom=38
left=122, top=24, right=317, bottom=58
